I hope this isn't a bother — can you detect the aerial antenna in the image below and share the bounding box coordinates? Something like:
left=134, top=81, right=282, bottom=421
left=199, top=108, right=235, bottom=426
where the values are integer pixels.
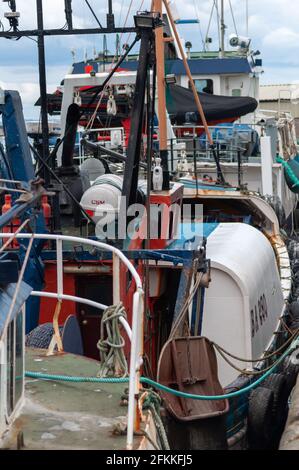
left=70, top=48, right=76, bottom=63
left=220, top=0, right=226, bottom=58
left=246, top=0, right=249, bottom=36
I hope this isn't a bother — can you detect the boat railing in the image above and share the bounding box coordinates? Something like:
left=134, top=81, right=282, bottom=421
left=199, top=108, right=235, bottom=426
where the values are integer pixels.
left=0, top=232, right=144, bottom=450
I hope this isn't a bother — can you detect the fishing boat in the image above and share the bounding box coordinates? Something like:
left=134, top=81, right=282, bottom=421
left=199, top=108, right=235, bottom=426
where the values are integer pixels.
left=0, top=2, right=299, bottom=452
left=44, top=1, right=298, bottom=227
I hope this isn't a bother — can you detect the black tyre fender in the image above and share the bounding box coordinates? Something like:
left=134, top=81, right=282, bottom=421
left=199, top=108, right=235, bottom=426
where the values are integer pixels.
left=262, top=373, right=289, bottom=447
left=283, top=356, right=299, bottom=395
left=263, top=373, right=288, bottom=415
left=247, top=386, right=275, bottom=449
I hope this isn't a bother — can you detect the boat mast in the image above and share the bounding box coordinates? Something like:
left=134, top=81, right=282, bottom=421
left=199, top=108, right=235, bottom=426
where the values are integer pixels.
left=36, top=0, right=50, bottom=186
left=153, top=0, right=170, bottom=189
left=246, top=0, right=249, bottom=36
left=163, top=0, right=225, bottom=183
left=220, top=0, right=225, bottom=58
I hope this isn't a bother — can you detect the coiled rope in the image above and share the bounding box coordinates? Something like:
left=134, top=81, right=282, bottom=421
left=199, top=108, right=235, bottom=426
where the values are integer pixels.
left=97, top=303, right=128, bottom=378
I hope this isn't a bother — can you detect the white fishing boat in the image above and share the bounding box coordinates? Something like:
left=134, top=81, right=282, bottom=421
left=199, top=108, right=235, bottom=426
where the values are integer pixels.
left=0, top=1, right=299, bottom=454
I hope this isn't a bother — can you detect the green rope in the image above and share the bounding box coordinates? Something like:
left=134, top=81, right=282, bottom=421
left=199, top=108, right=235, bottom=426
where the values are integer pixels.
left=276, top=156, right=299, bottom=190
left=142, top=390, right=170, bottom=450
left=25, top=372, right=129, bottom=384
left=25, top=337, right=298, bottom=401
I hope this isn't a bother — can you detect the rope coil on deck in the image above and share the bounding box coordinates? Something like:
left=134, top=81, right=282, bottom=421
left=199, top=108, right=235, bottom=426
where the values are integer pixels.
left=97, top=303, right=128, bottom=378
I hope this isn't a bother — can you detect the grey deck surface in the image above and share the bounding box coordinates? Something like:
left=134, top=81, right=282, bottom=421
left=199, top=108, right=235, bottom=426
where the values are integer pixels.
left=8, top=349, right=141, bottom=450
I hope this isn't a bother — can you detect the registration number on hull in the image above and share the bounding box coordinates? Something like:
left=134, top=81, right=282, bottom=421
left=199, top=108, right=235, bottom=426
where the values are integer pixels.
left=251, top=294, right=268, bottom=338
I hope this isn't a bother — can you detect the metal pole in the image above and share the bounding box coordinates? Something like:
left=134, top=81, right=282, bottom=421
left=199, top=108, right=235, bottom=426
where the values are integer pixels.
left=36, top=0, right=50, bottom=186
left=163, top=0, right=225, bottom=183
left=85, top=0, right=102, bottom=28
left=153, top=0, right=170, bottom=187
left=121, top=28, right=153, bottom=212
left=246, top=0, right=249, bottom=37
left=220, top=0, right=225, bottom=58
left=64, top=0, right=73, bottom=29
left=107, top=0, right=115, bottom=28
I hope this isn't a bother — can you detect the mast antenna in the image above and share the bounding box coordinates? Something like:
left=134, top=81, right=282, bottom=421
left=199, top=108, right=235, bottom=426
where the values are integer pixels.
left=246, top=0, right=249, bottom=36
left=220, top=0, right=226, bottom=58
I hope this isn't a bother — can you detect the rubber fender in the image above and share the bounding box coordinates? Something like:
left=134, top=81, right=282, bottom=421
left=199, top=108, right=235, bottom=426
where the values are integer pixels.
left=282, top=356, right=299, bottom=396
left=247, top=386, right=275, bottom=449
left=291, top=261, right=299, bottom=274
left=263, top=373, right=289, bottom=417
left=290, top=289, right=299, bottom=303
left=289, top=302, right=299, bottom=324
left=26, top=323, right=63, bottom=349
left=262, top=373, right=289, bottom=447
left=288, top=240, right=299, bottom=260
left=265, top=195, right=286, bottom=227
left=290, top=302, right=299, bottom=320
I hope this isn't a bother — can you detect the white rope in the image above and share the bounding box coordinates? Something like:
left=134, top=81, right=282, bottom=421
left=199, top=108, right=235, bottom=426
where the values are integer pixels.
left=97, top=303, right=129, bottom=378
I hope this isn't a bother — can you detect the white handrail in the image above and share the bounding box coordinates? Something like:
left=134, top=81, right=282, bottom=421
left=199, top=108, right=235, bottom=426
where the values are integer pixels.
left=0, top=232, right=143, bottom=450
left=30, top=291, right=132, bottom=341
left=0, top=233, right=142, bottom=289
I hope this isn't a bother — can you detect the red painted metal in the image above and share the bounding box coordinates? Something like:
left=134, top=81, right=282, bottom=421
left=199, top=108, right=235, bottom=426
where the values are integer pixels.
left=39, top=263, right=77, bottom=325
left=2, top=194, right=20, bottom=248
left=42, top=195, right=51, bottom=229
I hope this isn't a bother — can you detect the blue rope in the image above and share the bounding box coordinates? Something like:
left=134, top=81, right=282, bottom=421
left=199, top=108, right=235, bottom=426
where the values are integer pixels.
left=25, top=339, right=296, bottom=401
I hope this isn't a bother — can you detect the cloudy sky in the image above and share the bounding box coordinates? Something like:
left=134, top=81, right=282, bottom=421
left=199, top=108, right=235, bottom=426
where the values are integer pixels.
left=0, top=0, right=298, bottom=118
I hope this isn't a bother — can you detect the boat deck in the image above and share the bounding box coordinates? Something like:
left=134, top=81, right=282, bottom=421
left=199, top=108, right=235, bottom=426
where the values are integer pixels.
left=5, top=349, right=143, bottom=450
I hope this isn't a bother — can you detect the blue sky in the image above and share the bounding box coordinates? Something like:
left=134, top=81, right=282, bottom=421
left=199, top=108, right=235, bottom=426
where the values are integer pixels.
left=0, top=0, right=298, bottom=118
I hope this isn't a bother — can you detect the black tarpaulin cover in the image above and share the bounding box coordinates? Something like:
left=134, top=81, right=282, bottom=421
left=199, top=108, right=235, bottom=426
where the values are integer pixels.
left=166, top=84, right=258, bottom=124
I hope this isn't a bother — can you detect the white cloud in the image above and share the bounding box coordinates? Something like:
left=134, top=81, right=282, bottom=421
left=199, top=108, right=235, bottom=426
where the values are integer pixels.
left=0, top=0, right=298, bottom=116
left=263, top=27, right=299, bottom=49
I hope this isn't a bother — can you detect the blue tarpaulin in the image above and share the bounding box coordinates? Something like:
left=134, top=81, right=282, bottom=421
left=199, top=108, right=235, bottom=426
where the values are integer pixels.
left=0, top=282, right=32, bottom=336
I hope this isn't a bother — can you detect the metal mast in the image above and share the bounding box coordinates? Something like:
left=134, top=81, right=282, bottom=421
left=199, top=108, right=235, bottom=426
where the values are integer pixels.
left=152, top=0, right=170, bottom=189
left=220, top=0, right=225, bottom=58
left=36, top=0, right=50, bottom=185
left=246, top=0, right=249, bottom=36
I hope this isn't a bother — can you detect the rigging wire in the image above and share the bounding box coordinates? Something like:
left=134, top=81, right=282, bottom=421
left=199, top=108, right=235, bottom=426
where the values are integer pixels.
left=85, top=0, right=139, bottom=130
left=229, top=0, right=238, bottom=36
left=192, top=0, right=207, bottom=52
left=84, top=0, right=103, bottom=28
left=214, top=0, right=221, bottom=49
left=118, top=0, right=125, bottom=27
left=205, top=0, right=215, bottom=46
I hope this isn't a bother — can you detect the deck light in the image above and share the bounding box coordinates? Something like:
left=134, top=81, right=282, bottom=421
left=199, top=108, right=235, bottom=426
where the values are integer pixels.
left=134, top=11, right=163, bottom=30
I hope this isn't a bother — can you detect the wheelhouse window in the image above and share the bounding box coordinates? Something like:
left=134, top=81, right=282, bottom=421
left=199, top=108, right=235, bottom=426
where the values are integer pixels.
left=232, top=89, right=241, bottom=97
left=190, top=79, right=214, bottom=95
